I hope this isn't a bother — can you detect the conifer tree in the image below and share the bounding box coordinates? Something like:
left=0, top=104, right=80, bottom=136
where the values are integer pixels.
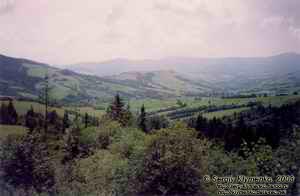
left=107, top=93, right=128, bottom=126
left=195, top=114, right=207, bottom=132
left=27, top=105, right=35, bottom=116
left=25, top=106, right=37, bottom=132
left=123, top=103, right=133, bottom=126
left=138, top=104, right=147, bottom=132
left=7, top=100, right=18, bottom=125
left=62, top=127, right=81, bottom=164
left=48, top=110, right=58, bottom=125
left=39, top=73, right=51, bottom=133
left=109, top=93, right=124, bottom=119
left=0, top=130, right=55, bottom=194
left=0, top=102, right=8, bottom=124
left=84, top=112, right=89, bottom=128
left=62, top=111, right=70, bottom=131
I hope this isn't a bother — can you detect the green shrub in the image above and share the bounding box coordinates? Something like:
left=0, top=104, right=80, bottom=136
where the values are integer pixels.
left=70, top=150, right=126, bottom=195
left=0, top=132, right=55, bottom=195
left=131, top=122, right=209, bottom=196
left=109, top=127, right=146, bottom=159
left=80, top=121, right=122, bottom=150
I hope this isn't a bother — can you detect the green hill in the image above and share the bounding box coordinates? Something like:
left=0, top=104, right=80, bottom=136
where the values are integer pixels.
left=1, top=53, right=300, bottom=104
left=70, top=53, right=300, bottom=96
left=0, top=54, right=213, bottom=103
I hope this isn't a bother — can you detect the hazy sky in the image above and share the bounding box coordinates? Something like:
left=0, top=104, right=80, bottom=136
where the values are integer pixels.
left=0, top=0, right=300, bottom=65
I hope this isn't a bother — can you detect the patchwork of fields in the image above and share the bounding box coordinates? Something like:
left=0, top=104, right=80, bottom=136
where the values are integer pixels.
left=127, top=95, right=300, bottom=119
left=1, top=94, right=299, bottom=122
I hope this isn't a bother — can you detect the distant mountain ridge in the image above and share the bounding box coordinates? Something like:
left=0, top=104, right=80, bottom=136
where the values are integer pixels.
left=67, top=52, right=300, bottom=76
left=0, top=54, right=214, bottom=103
left=1, top=53, right=300, bottom=103
left=68, top=52, right=300, bottom=94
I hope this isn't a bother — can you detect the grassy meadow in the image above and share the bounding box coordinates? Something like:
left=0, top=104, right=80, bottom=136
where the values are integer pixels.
left=2, top=94, right=300, bottom=122
left=0, top=125, right=27, bottom=138
left=127, top=94, right=300, bottom=119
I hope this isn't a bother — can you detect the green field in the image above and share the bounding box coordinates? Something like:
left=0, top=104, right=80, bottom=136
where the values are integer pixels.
left=0, top=101, right=104, bottom=117
left=127, top=95, right=300, bottom=111
left=0, top=125, right=27, bottom=138
left=0, top=101, right=65, bottom=116
left=127, top=95, right=300, bottom=118
left=82, top=94, right=300, bottom=120
left=64, top=106, right=105, bottom=117
left=2, top=95, right=300, bottom=122
left=203, top=107, right=250, bottom=119
left=129, top=98, right=179, bottom=112
left=183, top=95, right=300, bottom=108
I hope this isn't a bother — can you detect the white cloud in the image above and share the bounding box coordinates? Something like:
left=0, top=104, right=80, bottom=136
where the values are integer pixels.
left=0, top=0, right=299, bottom=65
left=289, top=26, right=300, bottom=40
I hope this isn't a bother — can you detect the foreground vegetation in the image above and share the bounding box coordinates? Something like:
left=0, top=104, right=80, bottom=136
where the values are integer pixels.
left=0, top=94, right=300, bottom=195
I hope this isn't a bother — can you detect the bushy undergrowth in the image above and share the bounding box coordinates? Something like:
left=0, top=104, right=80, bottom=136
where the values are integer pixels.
left=0, top=99, right=300, bottom=196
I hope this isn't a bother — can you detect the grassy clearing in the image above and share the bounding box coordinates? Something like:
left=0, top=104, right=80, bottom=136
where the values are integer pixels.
left=255, top=95, right=300, bottom=106
left=203, top=107, right=250, bottom=119
left=129, top=98, right=179, bottom=112
left=0, top=125, right=27, bottom=138
left=49, top=85, right=73, bottom=100
left=182, top=95, right=300, bottom=108
left=0, top=101, right=65, bottom=116
left=0, top=101, right=104, bottom=118
left=1, top=95, right=299, bottom=121
left=65, top=106, right=104, bottom=117
left=25, top=65, right=48, bottom=78
left=130, top=95, right=300, bottom=120
left=132, top=95, right=300, bottom=112
left=80, top=126, right=98, bottom=143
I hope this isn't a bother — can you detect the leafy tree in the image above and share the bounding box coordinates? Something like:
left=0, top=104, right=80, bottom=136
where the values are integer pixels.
left=176, top=99, right=187, bottom=107
left=94, top=121, right=122, bottom=150
left=70, top=150, right=125, bottom=195
left=0, top=131, right=55, bottom=195
left=62, top=127, right=82, bottom=164
left=146, top=115, right=170, bottom=132
left=134, top=123, right=209, bottom=196
left=110, top=127, right=146, bottom=159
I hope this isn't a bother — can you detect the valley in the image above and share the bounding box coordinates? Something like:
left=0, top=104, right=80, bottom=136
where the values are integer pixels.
left=2, top=1, right=300, bottom=195
left=1, top=52, right=300, bottom=196
left=1, top=53, right=300, bottom=106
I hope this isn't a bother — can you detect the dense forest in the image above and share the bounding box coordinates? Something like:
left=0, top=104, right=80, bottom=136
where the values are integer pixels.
left=0, top=91, right=300, bottom=196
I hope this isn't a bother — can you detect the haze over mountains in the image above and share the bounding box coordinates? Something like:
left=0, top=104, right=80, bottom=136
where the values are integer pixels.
left=1, top=52, right=300, bottom=103
left=69, top=52, right=300, bottom=92
left=68, top=52, right=300, bottom=77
